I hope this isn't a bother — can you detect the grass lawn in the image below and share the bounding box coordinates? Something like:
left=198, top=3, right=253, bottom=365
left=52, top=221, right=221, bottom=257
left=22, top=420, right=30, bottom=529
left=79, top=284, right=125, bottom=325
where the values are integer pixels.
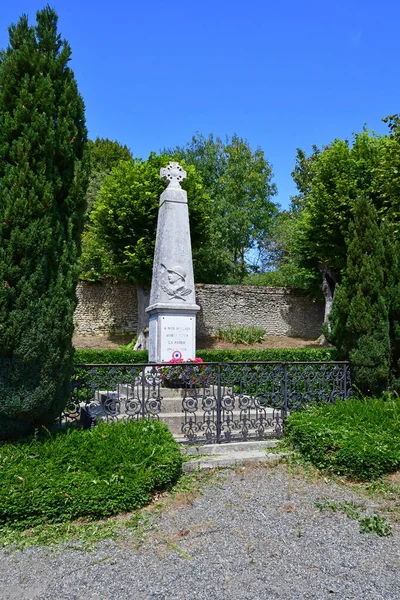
left=284, top=396, right=400, bottom=480
left=0, top=420, right=182, bottom=532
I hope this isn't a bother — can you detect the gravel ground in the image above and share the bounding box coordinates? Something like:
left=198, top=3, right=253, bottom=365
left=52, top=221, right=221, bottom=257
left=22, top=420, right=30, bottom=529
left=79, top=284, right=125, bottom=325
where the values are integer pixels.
left=0, top=463, right=399, bottom=600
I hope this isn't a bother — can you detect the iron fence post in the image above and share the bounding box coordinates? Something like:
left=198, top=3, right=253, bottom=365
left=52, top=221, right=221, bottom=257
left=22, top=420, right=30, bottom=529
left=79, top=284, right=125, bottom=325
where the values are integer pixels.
left=141, top=364, right=146, bottom=419
left=343, top=363, right=347, bottom=399
left=283, top=363, right=288, bottom=421
left=216, top=363, right=222, bottom=443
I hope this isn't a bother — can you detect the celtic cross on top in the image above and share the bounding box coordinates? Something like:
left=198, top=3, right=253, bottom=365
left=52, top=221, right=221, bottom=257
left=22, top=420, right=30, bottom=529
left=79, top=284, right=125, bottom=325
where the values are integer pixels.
left=160, top=162, right=187, bottom=188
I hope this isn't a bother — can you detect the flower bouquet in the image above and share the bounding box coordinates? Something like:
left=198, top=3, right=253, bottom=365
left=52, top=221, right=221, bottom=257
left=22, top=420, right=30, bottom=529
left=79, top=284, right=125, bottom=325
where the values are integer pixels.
left=158, top=357, right=206, bottom=388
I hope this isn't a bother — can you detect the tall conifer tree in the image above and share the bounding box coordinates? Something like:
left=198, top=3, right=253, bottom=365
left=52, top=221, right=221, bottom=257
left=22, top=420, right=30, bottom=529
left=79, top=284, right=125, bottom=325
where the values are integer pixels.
left=0, top=7, right=88, bottom=439
left=381, top=221, right=400, bottom=389
left=329, top=195, right=390, bottom=395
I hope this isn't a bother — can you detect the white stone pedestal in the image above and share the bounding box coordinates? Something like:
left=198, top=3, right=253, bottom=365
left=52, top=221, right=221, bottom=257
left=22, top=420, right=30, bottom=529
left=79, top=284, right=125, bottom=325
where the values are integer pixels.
left=148, top=309, right=197, bottom=363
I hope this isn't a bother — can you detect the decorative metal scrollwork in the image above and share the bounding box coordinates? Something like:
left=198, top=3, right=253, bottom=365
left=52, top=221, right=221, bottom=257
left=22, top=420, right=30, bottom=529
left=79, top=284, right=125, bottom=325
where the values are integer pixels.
left=182, top=395, right=198, bottom=413
left=64, top=361, right=352, bottom=444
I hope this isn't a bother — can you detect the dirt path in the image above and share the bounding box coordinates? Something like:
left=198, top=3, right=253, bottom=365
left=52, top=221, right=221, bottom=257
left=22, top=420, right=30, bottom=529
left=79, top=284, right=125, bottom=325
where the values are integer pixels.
left=72, top=334, right=320, bottom=351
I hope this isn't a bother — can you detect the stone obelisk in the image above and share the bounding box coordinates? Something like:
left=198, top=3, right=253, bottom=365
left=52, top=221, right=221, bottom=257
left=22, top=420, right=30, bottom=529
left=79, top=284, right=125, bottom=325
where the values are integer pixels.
left=146, top=162, right=200, bottom=363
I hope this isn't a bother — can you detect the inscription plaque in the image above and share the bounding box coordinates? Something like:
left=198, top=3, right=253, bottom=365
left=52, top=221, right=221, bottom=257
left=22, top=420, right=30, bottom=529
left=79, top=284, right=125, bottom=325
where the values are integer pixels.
left=160, top=315, right=195, bottom=362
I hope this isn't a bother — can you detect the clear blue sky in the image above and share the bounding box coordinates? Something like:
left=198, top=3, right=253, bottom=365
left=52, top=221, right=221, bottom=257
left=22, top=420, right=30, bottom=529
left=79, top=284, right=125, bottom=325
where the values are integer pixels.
left=1, top=1, right=398, bottom=209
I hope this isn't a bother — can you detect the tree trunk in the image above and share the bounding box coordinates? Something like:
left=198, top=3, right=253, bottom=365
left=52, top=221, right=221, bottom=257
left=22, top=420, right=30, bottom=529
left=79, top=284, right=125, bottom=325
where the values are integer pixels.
left=318, top=266, right=338, bottom=346
left=133, top=285, right=150, bottom=351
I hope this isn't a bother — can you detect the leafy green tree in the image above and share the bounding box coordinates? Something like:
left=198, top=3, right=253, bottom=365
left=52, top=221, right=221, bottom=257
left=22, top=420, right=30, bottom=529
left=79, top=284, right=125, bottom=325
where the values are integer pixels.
left=0, top=7, right=88, bottom=439
left=80, top=138, right=132, bottom=281
left=244, top=210, right=316, bottom=291
left=290, top=145, right=321, bottom=215
left=378, top=115, right=400, bottom=225
left=167, top=133, right=278, bottom=282
left=292, top=131, right=388, bottom=330
left=91, top=153, right=213, bottom=285
left=329, top=195, right=391, bottom=394
left=85, top=137, right=132, bottom=212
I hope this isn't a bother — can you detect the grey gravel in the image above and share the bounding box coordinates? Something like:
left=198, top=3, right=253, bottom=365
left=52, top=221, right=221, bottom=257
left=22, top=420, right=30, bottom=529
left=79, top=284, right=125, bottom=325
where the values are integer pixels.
left=0, top=463, right=399, bottom=600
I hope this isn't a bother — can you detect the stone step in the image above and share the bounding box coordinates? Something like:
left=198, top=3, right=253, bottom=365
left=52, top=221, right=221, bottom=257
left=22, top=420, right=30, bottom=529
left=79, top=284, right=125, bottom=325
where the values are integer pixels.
left=182, top=450, right=287, bottom=473
left=159, top=398, right=189, bottom=412
left=98, top=386, right=211, bottom=400
left=183, top=439, right=279, bottom=455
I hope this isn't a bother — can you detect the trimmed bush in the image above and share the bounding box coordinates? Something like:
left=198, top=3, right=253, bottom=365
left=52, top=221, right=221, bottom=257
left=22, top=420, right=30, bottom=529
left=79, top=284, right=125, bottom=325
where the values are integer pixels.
left=0, top=420, right=182, bottom=530
left=197, top=348, right=337, bottom=363
left=74, top=349, right=148, bottom=364
left=285, top=396, right=400, bottom=480
left=74, top=347, right=337, bottom=365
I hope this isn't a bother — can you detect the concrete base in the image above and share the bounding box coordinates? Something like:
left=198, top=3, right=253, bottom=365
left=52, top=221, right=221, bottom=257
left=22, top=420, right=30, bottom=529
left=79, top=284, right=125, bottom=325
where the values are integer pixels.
left=182, top=440, right=289, bottom=472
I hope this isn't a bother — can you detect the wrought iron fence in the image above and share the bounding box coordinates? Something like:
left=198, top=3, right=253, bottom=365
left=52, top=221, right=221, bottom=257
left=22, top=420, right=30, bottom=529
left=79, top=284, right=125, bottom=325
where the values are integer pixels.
left=62, top=361, right=351, bottom=444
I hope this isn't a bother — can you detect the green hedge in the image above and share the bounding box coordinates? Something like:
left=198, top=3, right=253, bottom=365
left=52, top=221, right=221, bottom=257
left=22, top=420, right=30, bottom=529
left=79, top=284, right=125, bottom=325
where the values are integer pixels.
left=74, top=347, right=337, bottom=364
left=74, top=349, right=148, bottom=364
left=285, top=396, right=400, bottom=480
left=197, top=348, right=337, bottom=362
left=0, top=420, right=182, bottom=530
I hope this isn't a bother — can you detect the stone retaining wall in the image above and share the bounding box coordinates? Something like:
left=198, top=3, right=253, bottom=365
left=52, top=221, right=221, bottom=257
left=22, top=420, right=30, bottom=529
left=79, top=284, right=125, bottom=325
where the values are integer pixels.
left=74, top=281, right=138, bottom=335
left=195, top=284, right=323, bottom=339
left=74, top=281, right=324, bottom=339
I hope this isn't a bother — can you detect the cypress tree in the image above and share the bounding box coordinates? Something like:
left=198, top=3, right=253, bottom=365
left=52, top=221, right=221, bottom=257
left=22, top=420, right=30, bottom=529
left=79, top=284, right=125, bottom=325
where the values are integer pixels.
left=0, top=7, right=88, bottom=439
left=329, top=195, right=391, bottom=395
left=381, top=221, right=400, bottom=390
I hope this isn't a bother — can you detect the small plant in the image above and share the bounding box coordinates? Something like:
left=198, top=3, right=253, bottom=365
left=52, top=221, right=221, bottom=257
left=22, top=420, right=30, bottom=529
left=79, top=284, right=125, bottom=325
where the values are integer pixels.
left=358, top=514, right=392, bottom=537
left=315, top=498, right=392, bottom=537
left=216, top=324, right=266, bottom=345
left=120, top=336, right=138, bottom=351
left=315, top=499, right=363, bottom=520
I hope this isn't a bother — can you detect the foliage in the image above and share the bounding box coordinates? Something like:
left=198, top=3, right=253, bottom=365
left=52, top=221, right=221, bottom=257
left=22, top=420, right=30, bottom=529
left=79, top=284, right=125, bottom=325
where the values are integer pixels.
left=292, top=132, right=386, bottom=283
left=88, top=137, right=132, bottom=173
left=381, top=220, right=400, bottom=390
left=88, top=152, right=213, bottom=286
left=0, top=467, right=215, bottom=550
left=315, top=499, right=392, bottom=537
left=196, top=348, right=337, bottom=363
left=329, top=195, right=391, bottom=394
left=119, top=336, right=138, bottom=351
left=79, top=227, right=118, bottom=281
left=0, top=420, right=182, bottom=530
left=377, top=114, right=400, bottom=225
left=83, top=137, right=132, bottom=217
left=358, top=514, right=393, bottom=536
left=74, top=349, right=148, bottom=364
left=0, top=7, right=89, bottom=439
left=73, top=347, right=337, bottom=364
left=168, top=133, right=278, bottom=282
left=80, top=138, right=133, bottom=281
left=285, top=396, right=400, bottom=480
left=216, top=324, right=266, bottom=345
left=243, top=264, right=318, bottom=291
left=85, top=138, right=132, bottom=213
